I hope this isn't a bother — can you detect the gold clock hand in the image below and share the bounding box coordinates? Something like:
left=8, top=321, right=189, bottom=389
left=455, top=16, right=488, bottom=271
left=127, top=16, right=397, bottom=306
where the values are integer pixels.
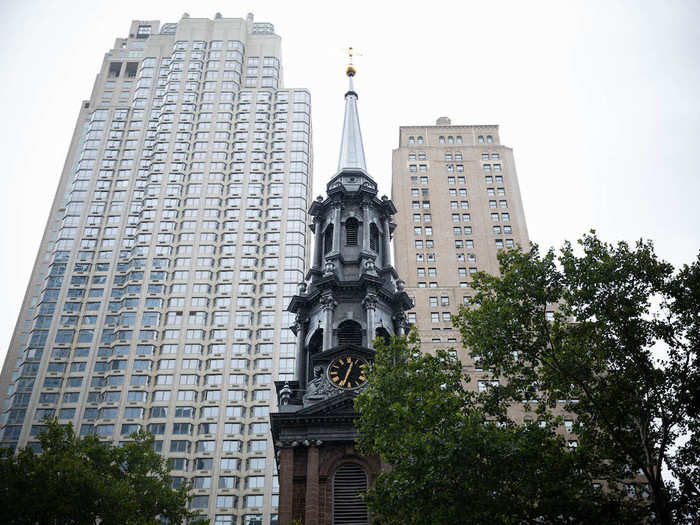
left=341, top=362, right=354, bottom=386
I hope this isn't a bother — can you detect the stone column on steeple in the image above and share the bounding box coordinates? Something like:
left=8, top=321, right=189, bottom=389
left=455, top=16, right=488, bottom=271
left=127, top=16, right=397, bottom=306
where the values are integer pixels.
left=331, top=202, right=342, bottom=255
left=361, top=201, right=370, bottom=252
left=294, top=314, right=308, bottom=388
left=382, top=215, right=392, bottom=268
left=360, top=201, right=376, bottom=275
left=320, top=292, right=337, bottom=351
left=312, top=216, right=323, bottom=269
left=363, top=292, right=378, bottom=349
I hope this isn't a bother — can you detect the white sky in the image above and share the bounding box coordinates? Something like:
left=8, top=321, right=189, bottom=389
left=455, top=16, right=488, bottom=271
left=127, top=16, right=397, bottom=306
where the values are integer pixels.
left=1, top=0, right=699, bottom=367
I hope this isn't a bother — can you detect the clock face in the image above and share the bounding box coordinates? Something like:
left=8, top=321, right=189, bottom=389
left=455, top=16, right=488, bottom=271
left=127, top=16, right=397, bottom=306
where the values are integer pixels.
left=328, top=355, right=367, bottom=390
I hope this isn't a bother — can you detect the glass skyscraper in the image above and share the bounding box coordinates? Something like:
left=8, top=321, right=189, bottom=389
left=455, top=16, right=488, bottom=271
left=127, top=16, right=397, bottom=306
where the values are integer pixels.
left=0, top=13, right=312, bottom=525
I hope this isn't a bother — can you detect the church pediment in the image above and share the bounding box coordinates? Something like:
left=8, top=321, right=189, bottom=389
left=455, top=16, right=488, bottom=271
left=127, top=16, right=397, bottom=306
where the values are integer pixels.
left=270, top=391, right=360, bottom=443
left=294, top=391, right=358, bottom=416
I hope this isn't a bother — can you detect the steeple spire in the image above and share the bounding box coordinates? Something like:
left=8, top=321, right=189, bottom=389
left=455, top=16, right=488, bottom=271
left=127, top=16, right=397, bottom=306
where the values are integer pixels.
left=337, top=47, right=368, bottom=174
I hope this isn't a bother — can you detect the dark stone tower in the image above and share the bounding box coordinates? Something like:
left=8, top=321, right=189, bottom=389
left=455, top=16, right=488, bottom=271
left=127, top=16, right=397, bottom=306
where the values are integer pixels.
left=270, top=63, right=412, bottom=525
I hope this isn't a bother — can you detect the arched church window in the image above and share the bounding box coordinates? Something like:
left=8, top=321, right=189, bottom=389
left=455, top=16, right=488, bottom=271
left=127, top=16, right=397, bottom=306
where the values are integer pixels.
left=332, top=462, right=369, bottom=525
left=375, top=327, right=391, bottom=345
left=324, top=224, right=334, bottom=255
left=369, top=223, right=379, bottom=252
left=308, top=329, right=323, bottom=355
left=345, top=218, right=359, bottom=246
left=337, top=320, right=362, bottom=346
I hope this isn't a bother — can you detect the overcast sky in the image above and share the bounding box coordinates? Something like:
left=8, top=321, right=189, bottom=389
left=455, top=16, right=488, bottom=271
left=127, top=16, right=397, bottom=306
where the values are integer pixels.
left=1, top=0, right=698, bottom=366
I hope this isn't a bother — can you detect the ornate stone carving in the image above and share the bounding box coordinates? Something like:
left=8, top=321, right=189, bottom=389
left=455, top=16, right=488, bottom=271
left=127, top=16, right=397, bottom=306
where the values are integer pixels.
left=323, top=260, right=335, bottom=276
left=319, top=292, right=337, bottom=311
left=291, top=315, right=308, bottom=338
left=279, top=382, right=292, bottom=406
left=303, top=365, right=340, bottom=405
left=393, top=311, right=408, bottom=328
left=276, top=439, right=324, bottom=449
left=362, top=292, right=378, bottom=311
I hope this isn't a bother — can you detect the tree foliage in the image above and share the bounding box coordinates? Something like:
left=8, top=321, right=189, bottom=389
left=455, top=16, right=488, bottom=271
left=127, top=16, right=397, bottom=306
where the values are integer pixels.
left=356, top=232, right=698, bottom=524
left=0, top=419, right=206, bottom=525
left=454, top=232, right=699, bottom=524
left=355, top=333, right=638, bottom=524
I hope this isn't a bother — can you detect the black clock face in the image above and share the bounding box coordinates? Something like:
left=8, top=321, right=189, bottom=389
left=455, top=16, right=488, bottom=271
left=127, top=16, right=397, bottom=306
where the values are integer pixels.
left=328, top=355, right=367, bottom=390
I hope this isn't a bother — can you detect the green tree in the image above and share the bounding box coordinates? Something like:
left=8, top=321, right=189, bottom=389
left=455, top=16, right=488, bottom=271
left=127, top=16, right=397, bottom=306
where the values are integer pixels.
left=0, top=419, right=207, bottom=525
left=454, top=232, right=699, bottom=524
left=355, top=333, right=639, bottom=525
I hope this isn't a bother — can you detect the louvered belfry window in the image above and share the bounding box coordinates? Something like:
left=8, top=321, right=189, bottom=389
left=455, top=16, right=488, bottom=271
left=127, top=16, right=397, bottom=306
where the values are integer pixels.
left=332, top=462, right=369, bottom=525
left=337, top=320, right=362, bottom=346
left=345, top=218, right=359, bottom=246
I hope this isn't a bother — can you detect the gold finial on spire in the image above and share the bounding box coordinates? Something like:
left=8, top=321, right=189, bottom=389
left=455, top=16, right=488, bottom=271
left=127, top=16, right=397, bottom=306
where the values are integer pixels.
left=346, top=46, right=356, bottom=77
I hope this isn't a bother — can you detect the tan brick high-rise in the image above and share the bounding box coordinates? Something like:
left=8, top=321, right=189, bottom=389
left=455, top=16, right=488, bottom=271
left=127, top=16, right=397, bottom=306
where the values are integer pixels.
left=392, top=118, right=530, bottom=379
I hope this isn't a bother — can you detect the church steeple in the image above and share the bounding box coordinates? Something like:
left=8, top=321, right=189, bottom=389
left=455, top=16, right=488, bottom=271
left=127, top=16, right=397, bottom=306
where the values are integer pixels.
left=277, top=53, right=412, bottom=400
left=337, top=53, right=368, bottom=174
left=270, top=56, right=412, bottom=525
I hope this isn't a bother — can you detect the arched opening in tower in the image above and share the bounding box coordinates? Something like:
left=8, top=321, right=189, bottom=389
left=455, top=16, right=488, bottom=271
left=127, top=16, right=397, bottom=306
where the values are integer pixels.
left=375, top=327, right=391, bottom=345
left=369, top=223, right=379, bottom=252
left=324, top=224, right=334, bottom=255
left=345, top=218, right=359, bottom=246
left=337, top=320, right=362, bottom=347
left=308, top=328, right=323, bottom=355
